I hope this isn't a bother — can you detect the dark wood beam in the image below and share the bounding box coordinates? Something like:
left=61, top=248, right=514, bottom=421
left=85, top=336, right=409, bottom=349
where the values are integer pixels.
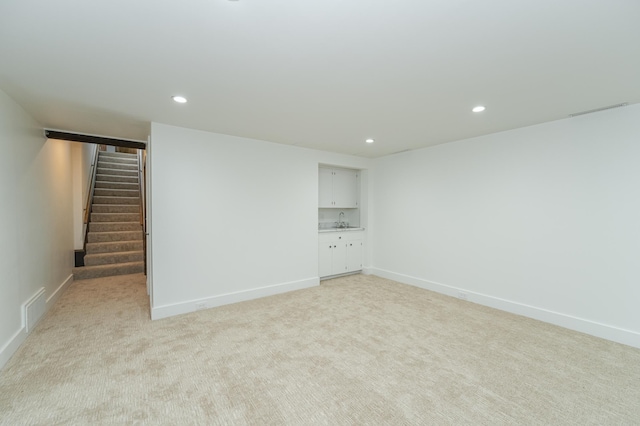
left=44, top=130, right=146, bottom=150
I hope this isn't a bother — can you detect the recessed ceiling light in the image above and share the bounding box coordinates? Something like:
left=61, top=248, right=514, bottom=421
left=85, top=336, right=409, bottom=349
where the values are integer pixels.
left=472, top=106, right=486, bottom=113
left=365, top=138, right=375, bottom=144
left=172, top=96, right=187, bottom=104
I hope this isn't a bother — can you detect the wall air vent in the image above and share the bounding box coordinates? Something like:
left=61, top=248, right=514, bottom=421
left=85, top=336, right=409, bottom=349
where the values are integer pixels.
left=25, top=288, right=46, bottom=333
left=569, top=102, right=628, bottom=118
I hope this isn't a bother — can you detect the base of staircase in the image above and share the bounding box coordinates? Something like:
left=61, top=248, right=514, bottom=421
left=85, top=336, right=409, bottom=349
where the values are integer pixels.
left=73, top=261, right=144, bottom=280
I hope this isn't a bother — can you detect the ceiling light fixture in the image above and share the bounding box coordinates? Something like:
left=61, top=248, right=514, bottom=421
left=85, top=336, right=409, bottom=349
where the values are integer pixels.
left=365, top=138, right=375, bottom=144
left=172, top=96, right=187, bottom=104
left=472, top=106, right=486, bottom=113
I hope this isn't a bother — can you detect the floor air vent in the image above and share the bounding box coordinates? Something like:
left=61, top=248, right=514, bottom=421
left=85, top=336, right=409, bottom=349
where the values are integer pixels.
left=25, top=288, right=46, bottom=333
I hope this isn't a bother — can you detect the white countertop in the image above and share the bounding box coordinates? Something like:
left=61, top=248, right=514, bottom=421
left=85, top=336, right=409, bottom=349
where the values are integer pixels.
left=318, top=227, right=365, bottom=233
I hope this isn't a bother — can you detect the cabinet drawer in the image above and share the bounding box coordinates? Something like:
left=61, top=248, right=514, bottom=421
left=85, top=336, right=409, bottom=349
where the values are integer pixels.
left=319, top=231, right=364, bottom=243
left=319, top=233, right=337, bottom=243
left=344, top=231, right=364, bottom=242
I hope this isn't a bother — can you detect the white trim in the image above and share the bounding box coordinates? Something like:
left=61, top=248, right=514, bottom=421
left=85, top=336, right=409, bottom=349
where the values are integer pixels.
left=46, top=274, right=73, bottom=306
left=319, top=271, right=361, bottom=281
left=0, top=328, right=26, bottom=370
left=370, top=268, right=640, bottom=349
left=361, top=267, right=374, bottom=275
left=151, top=277, right=319, bottom=320
left=146, top=134, right=153, bottom=309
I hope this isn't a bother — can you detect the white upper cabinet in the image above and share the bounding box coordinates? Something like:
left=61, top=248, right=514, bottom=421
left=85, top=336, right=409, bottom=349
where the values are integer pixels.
left=319, top=167, right=358, bottom=208
left=332, top=168, right=358, bottom=208
left=318, top=167, right=334, bottom=208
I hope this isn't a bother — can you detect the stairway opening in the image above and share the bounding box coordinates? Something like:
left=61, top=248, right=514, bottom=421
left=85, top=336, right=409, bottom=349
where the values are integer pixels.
left=73, top=144, right=147, bottom=280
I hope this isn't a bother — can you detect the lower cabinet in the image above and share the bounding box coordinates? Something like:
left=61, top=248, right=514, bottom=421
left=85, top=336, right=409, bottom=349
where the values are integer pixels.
left=347, top=240, right=363, bottom=272
left=319, top=231, right=364, bottom=278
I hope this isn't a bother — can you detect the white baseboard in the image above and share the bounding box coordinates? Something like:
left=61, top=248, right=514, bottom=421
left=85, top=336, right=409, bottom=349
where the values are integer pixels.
left=370, top=268, right=640, bottom=349
left=0, top=274, right=74, bottom=370
left=46, top=274, right=73, bottom=307
left=0, top=328, right=26, bottom=370
left=151, top=277, right=320, bottom=320
left=319, top=271, right=360, bottom=281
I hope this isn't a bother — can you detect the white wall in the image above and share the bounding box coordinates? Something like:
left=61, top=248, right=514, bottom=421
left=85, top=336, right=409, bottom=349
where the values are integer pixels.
left=149, top=123, right=369, bottom=319
left=371, top=104, right=640, bottom=348
left=0, top=89, right=75, bottom=368
left=71, top=142, right=96, bottom=250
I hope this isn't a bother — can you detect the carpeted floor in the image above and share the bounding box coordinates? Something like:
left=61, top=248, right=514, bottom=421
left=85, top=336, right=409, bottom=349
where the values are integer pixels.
left=1, top=273, right=639, bottom=425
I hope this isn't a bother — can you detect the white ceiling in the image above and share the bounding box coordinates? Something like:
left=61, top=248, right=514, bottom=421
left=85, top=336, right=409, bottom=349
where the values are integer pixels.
left=1, top=0, right=639, bottom=158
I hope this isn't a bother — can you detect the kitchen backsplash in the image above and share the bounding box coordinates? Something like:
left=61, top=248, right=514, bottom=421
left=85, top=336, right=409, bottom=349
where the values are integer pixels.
left=318, top=208, right=359, bottom=229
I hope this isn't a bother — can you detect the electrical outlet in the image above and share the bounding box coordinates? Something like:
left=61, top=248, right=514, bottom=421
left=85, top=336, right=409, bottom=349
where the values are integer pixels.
left=457, top=292, right=468, bottom=301
left=195, top=302, right=207, bottom=311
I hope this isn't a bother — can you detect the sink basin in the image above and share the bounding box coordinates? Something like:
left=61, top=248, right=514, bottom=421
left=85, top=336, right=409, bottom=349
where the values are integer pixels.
left=319, top=226, right=363, bottom=231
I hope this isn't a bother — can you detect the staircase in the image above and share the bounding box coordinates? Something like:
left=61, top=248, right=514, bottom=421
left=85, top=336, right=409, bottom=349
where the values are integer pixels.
left=73, top=151, right=145, bottom=280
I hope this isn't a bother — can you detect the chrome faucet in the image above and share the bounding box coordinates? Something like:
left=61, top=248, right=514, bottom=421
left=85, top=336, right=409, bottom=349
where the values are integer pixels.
left=337, top=211, right=345, bottom=228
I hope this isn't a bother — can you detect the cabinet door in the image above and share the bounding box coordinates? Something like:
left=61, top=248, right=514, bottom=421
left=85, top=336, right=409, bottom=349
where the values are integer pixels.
left=332, top=241, right=348, bottom=275
left=332, top=169, right=358, bottom=208
left=318, top=167, right=334, bottom=208
left=347, top=240, right=363, bottom=272
left=318, top=242, right=333, bottom=278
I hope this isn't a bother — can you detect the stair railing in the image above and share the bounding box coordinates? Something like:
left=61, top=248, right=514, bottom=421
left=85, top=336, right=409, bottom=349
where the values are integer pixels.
left=82, top=144, right=103, bottom=253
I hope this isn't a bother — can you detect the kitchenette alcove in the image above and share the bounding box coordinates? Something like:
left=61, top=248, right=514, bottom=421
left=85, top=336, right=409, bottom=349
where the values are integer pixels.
left=318, top=165, right=366, bottom=279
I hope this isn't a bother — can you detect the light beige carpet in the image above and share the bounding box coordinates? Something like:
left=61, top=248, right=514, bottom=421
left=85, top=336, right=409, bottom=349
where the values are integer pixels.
left=1, top=273, right=639, bottom=425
